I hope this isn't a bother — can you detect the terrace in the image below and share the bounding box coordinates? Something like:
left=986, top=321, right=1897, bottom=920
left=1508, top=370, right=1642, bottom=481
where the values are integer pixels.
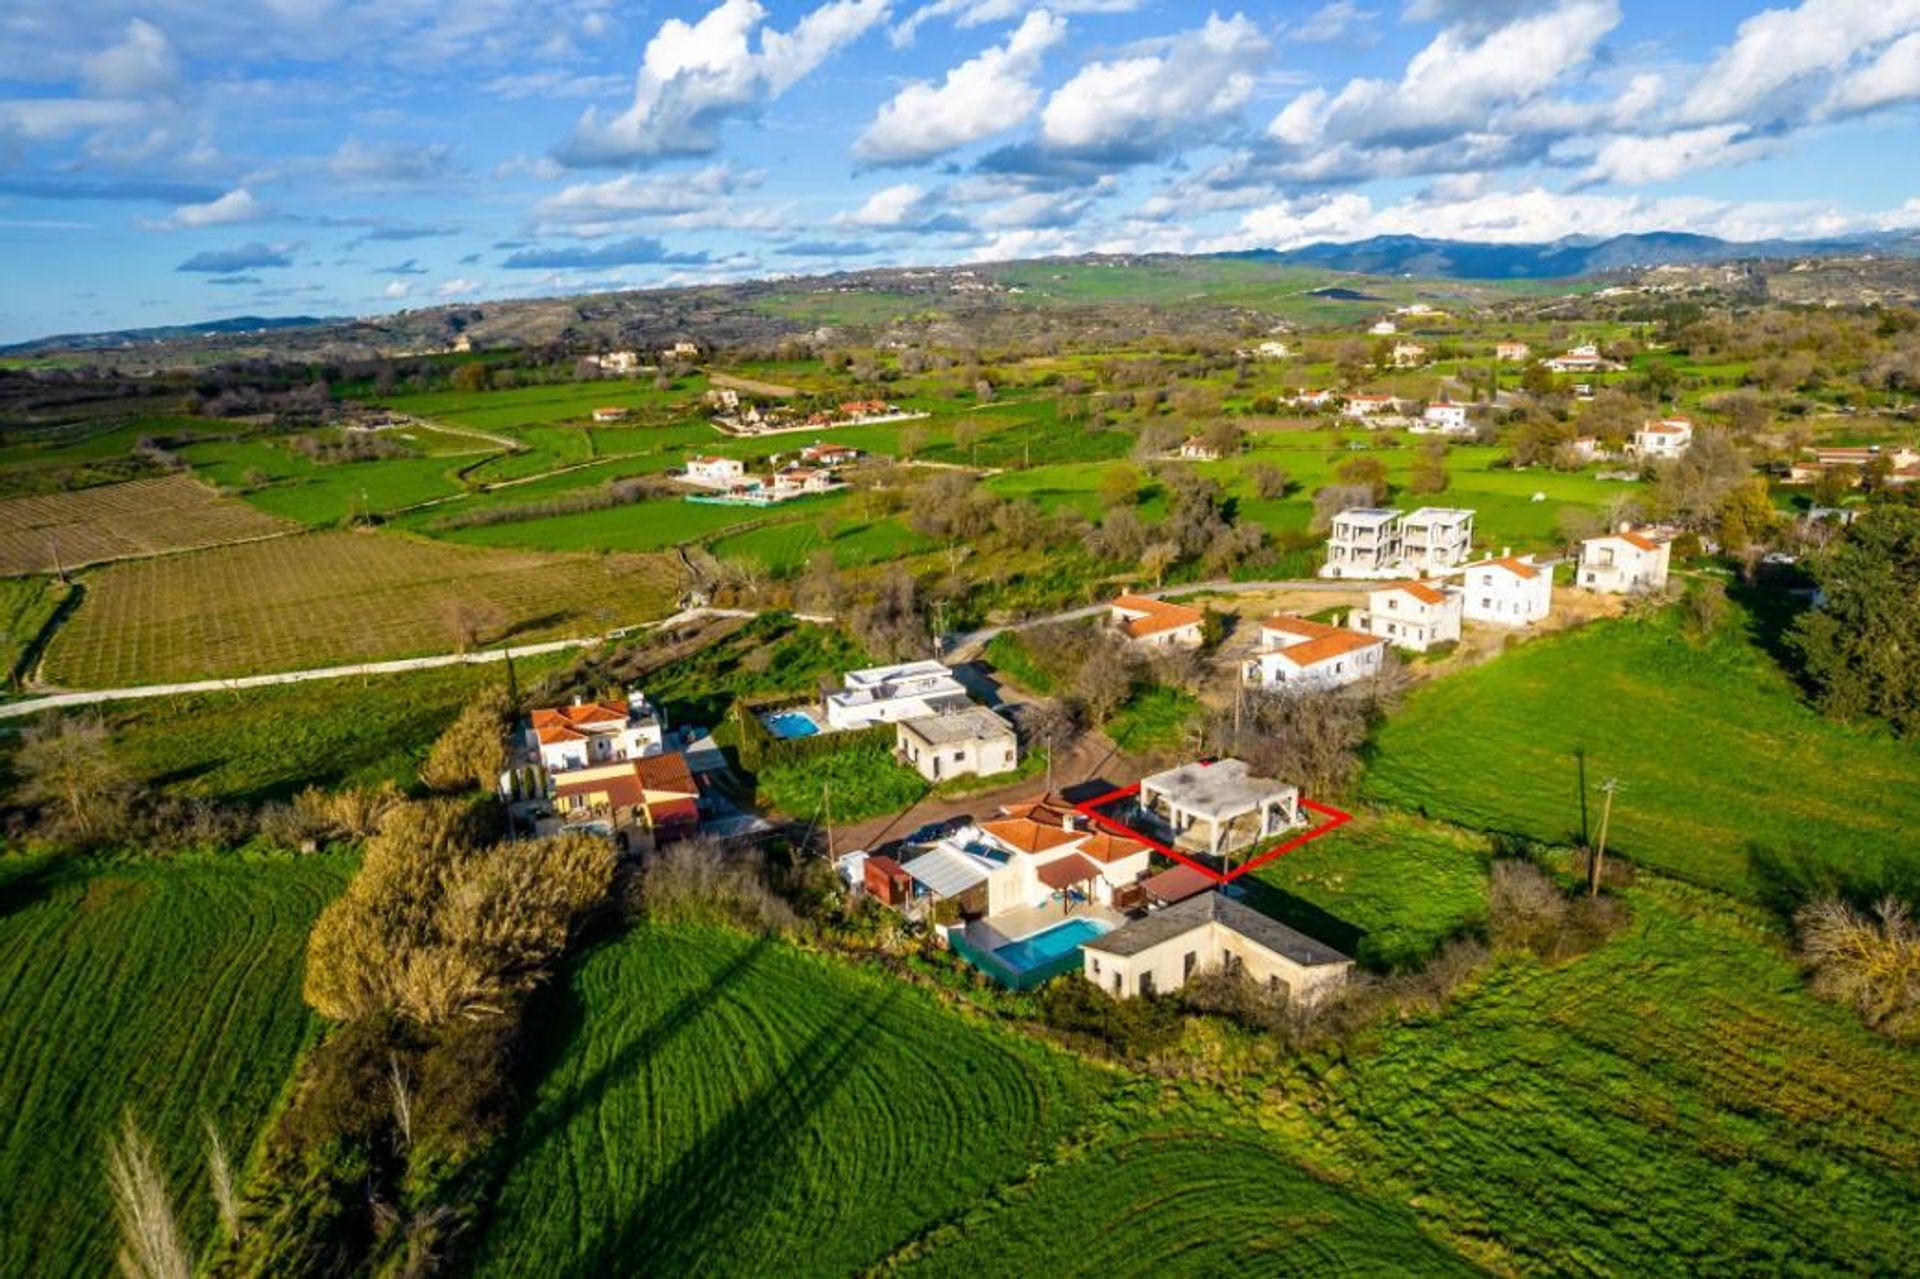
left=1135, top=760, right=1302, bottom=865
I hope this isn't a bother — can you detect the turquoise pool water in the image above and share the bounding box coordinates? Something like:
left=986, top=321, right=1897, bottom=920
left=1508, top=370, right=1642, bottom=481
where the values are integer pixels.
left=993, top=917, right=1110, bottom=972
left=764, top=711, right=820, bottom=739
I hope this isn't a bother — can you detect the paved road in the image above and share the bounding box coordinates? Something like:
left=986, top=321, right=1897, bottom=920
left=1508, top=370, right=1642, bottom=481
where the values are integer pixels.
left=942, top=577, right=1369, bottom=660
left=0, top=607, right=759, bottom=720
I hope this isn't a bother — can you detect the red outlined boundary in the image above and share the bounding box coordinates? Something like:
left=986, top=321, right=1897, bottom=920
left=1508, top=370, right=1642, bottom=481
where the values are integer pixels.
left=1072, top=783, right=1352, bottom=885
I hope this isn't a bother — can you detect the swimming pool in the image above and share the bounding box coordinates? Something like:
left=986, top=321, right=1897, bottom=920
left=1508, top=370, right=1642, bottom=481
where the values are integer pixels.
left=763, top=710, right=820, bottom=739
left=993, top=917, right=1111, bottom=972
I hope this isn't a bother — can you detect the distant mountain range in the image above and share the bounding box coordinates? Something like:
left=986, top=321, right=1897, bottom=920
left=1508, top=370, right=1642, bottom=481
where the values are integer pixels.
left=1223, top=231, right=1920, bottom=280
left=0, top=315, right=331, bottom=357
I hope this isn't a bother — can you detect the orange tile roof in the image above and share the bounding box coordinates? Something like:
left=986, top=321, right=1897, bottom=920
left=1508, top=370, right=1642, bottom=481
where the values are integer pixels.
left=1077, top=832, right=1149, bottom=864
left=635, top=751, right=697, bottom=797
left=979, top=817, right=1083, bottom=856
left=1260, top=614, right=1346, bottom=640
left=1272, top=629, right=1385, bottom=668
left=1477, top=556, right=1540, bottom=580
left=535, top=725, right=587, bottom=745
left=1111, top=594, right=1205, bottom=638
left=1615, top=530, right=1661, bottom=552
left=1384, top=581, right=1448, bottom=605
left=1037, top=853, right=1102, bottom=890
left=532, top=702, right=628, bottom=731
left=1000, top=795, right=1078, bottom=826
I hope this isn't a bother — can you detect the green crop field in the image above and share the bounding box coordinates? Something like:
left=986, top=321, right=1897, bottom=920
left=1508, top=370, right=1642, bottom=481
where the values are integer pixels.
left=42, top=531, right=684, bottom=686
left=180, top=438, right=472, bottom=525
left=897, top=1121, right=1479, bottom=1277
left=0, top=473, right=292, bottom=575
left=0, top=575, right=67, bottom=684
left=433, top=494, right=801, bottom=552
left=0, top=417, right=221, bottom=499
left=467, top=924, right=1100, bottom=1277
left=1283, top=877, right=1920, bottom=1275
left=368, top=378, right=707, bottom=431
left=0, top=856, right=349, bottom=1279
left=756, top=741, right=927, bottom=822
left=1362, top=609, right=1920, bottom=898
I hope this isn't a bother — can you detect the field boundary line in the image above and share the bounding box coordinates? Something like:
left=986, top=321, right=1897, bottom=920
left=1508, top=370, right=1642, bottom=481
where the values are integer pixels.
left=0, top=605, right=763, bottom=718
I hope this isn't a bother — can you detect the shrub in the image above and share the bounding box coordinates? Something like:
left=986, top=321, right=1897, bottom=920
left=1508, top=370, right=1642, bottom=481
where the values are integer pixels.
left=420, top=688, right=512, bottom=794
left=632, top=838, right=799, bottom=934
left=1487, top=860, right=1629, bottom=963
left=1796, top=897, right=1920, bottom=1041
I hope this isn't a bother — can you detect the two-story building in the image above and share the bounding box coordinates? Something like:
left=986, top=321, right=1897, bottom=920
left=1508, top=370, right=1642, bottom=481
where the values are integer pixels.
left=1399, top=507, right=1476, bottom=573
left=1349, top=580, right=1463, bottom=651
left=1629, top=418, right=1694, bottom=460
left=527, top=691, right=665, bottom=773
left=1320, top=507, right=1403, bottom=577
left=1579, top=527, right=1672, bottom=594
left=683, top=455, right=747, bottom=488
left=1415, top=401, right=1473, bottom=435
left=1461, top=554, right=1554, bottom=625
left=824, top=661, right=972, bottom=730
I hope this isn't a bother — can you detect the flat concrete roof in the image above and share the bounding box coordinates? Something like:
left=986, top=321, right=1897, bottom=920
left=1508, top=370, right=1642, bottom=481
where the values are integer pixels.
left=898, top=704, right=1015, bottom=746
left=1140, top=759, right=1295, bottom=822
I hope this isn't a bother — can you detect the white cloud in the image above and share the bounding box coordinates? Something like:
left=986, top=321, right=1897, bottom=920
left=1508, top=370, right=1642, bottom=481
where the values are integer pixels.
left=329, top=137, right=456, bottom=184
left=81, top=19, right=181, bottom=99
left=144, top=187, right=273, bottom=230
left=1681, top=0, right=1920, bottom=125
left=529, top=165, right=775, bottom=235
left=434, top=276, right=483, bottom=297
left=561, top=0, right=888, bottom=166
left=1291, top=1, right=1376, bottom=42
left=977, top=184, right=1099, bottom=228
left=837, top=182, right=936, bottom=227
left=1270, top=0, right=1620, bottom=151
left=1823, top=29, right=1920, bottom=116
left=1039, top=12, right=1269, bottom=158
left=0, top=98, right=142, bottom=142
left=1582, top=124, right=1777, bottom=186
left=855, top=9, right=1065, bottom=164
left=383, top=279, right=412, bottom=299
left=889, top=0, right=1136, bottom=47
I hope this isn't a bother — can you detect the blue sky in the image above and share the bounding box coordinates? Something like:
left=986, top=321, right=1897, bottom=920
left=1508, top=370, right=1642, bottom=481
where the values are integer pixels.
left=3, top=0, right=1919, bottom=342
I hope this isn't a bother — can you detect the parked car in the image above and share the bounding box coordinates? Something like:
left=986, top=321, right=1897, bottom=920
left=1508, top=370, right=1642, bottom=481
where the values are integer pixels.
left=905, top=816, right=969, bottom=845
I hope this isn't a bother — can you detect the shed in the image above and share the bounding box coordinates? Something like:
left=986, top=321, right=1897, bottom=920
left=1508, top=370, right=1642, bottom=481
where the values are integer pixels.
left=864, top=855, right=912, bottom=907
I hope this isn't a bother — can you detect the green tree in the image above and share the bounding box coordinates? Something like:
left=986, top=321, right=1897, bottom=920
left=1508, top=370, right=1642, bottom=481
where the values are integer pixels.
left=1791, top=506, right=1920, bottom=737
left=451, top=361, right=492, bottom=394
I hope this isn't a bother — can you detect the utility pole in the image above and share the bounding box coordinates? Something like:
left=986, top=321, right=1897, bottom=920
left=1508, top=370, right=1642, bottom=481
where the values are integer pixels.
left=823, top=781, right=833, bottom=860
left=46, top=534, right=65, bottom=585
left=1589, top=777, right=1619, bottom=898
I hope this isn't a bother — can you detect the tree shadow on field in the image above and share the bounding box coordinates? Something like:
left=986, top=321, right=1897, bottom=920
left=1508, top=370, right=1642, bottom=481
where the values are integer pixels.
left=1727, top=575, right=1813, bottom=691
left=499, top=611, right=572, bottom=644
left=568, top=988, right=900, bottom=1278
left=0, top=859, right=59, bottom=924
left=505, top=933, right=776, bottom=1164
left=1232, top=876, right=1370, bottom=966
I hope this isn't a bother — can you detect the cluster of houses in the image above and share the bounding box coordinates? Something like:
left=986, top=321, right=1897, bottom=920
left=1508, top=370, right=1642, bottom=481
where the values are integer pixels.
left=499, top=690, right=707, bottom=851
left=679, top=441, right=860, bottom=506
left=710, top=394, right=926, bottom=437
left=1782, top=443, right=1920, bottom=488
left=850, top=764, right=1353, bottom=1003
left=582, top=343, right=699, bottom=376
left=763, top=658, right=1023, bottom=786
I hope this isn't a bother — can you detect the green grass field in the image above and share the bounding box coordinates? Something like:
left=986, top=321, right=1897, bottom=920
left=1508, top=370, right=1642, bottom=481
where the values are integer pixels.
left=0, top=855, right=349, bottom=1279
left=0, top=575, right=67, bottom=684
left=468, top=924, right=1101, bottom=1277
left=1284, top=876, right=1920, bottom=1275
left=1361, top=609, right=1920, bottom=899
left=756, top=741, right=927, bottom=822
left=897, top=1120, right=1479, bottom=1277
left=1104, top=685, right=1205, bottom=755
left=42, top=531, right=683, bottom=686
left=180, top=438, right=471, bottom=525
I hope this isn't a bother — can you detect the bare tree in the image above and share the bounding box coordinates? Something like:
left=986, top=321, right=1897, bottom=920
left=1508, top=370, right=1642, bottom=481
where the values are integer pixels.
left=441, top=598, right=508, bottom=655
left=202, top=1118, right=239, bottom=1243
left=16, top=715, right=132, bottom=838
left=1797, top=897, right=1920, bottom=1039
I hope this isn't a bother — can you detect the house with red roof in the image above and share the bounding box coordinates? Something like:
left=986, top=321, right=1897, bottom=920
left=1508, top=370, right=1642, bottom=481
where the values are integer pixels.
left=1580, top=526, right=1672, bottom=594
left=549, top=750, right=701, bottom=847
left=1109, top=594, right=1206, bottom=649
left=1461, top=554, right=1554, bottom=625
left=527, top=691, right=665, bottom=773
left=1629, top=418, right=1694, bottom=461
left=1349, top=580, right=1463, bottom=651
left=1244, top=615, right=1387, bottom=689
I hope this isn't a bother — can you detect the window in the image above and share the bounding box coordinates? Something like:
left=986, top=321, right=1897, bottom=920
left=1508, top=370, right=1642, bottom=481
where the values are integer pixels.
left=1090, top=957, right=1101, bottom=975
left=1112, top=972, right=1122, bottom=994
left=1139, top=972, right=1155, bottom=997
left=1183, top=951, right=1198, bottom=979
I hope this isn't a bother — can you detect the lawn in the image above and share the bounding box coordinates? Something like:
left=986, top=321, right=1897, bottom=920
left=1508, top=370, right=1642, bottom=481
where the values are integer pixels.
left=0, top=855, right=350, bottom=1279
left=621, top=613, right=869, bottom=727
left=42, top=531, right=684, bottom=686
left=466, top=923, right=1100, bottom=1277
left=431, top=493, right=792, bottom=553
left=179, top=437, right=472, bottom=524
left=1361, top=608, right=1920, bottom=900
left=1284, top=877, right=1920, bottom=1275
left=0, top=473, right=291, bottom=574
left=1104, top=685, right=1205, bottom=755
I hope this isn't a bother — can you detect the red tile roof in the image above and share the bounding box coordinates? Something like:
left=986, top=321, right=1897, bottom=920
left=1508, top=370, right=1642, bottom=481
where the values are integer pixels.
left=1615, top=530, right=1661, bottom=552
left=1384, top=580, right=1448, bottom=605
left=979, top=817, right=1082, bottom=855
left=1141, top=863, right=1215, bottom=905
left=1273, top=629, right=1386, bottom=668
left=1077, top=832, right=1149, bottom=864
left=1260, top=614, right=1347, bottom=640
left=635, top=751, right=697, bottom=797
left=1037, top=853, right=1102, bottom=890
left=1477, top=556, right=1541, bottom=580
left=1111, top=594, right=1205, bottom=639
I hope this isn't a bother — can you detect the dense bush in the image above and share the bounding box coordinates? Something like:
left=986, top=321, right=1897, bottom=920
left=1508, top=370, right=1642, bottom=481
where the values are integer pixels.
left=631, top=838, right=800, bottom=933
left=1797, top=897, right=1920, bottom=1041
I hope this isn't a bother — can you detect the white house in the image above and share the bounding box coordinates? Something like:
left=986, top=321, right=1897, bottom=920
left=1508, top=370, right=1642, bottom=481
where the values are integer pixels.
left=768, top=466, right=836, bottom=497
left=661, top=340, right=701, bottom=360
left=1630, top=418, right=1694, bottom=460
left=1461, top=555, right=1554, bottom=626
left=1109, top=594, right=1206, bottom=649
left=824, top=660, right=972, bottom=730
left=589, top=350, right=644, bottom=375
left=1321, top=507, right=1403, bottom=577
left=1400, top=507, right=1476, bottom=572
left=905, top=801, right=1153, bottom=926
left=1349, top=580, right=1463, bottom=652
left=1390, top=342, right=1429, bottom=368
left=1579, top=527, right=1672, bottom=594
left=1082, top=891, right=1352, bottom=1002
left=1244, top=616, right=1388, bottom=689
left=1341, top=393, right=1401, bottom=420
left=897, top=706, right=1018, bottom=783
left=591, top=405, right=630, bottom=423
left=1177, top=436, right=1222, bottom=461
left=1495, top=340, right=1531, bottom=362
left=1285, top=388, right=1337, bottom=409
left=1369, top=319, right=1398, bottom=335
left=683, top=455, right=747, bottom=488
left=800, top=442, right=860, bottom=467
left=527, top=691, right=665, bottom=773
left=1416, top=401, right=1473, bottom=436
left=1544, top=344, right=1617, bottom=374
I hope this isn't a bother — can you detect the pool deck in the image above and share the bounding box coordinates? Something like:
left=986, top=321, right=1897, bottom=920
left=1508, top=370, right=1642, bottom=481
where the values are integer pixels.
left=962, top=901, right=1126, bottom=953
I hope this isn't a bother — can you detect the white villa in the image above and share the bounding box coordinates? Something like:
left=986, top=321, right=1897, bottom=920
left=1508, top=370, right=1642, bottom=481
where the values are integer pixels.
left=1630, top=418, right=1694, bottom=460
left=683, top=455, right=747, bottom=488
left=527, top=691, right=665, bottom=773
left=1244, top=616, right=1387, bottom=689
left=1285, top=388, right=1337, bottom=409
left=1579, top=527, right=1672, bottom=594
left=824, top=660, right=972, bottom=730
left=1544, top=344, right=1617, bottom=374
left=1390, top=342, right=1429, bottom=368
left=896, top=705, right=1018, bottom=784
left=1349, top=580, right=1463, bottom=652
left=1415, top=401, right=1473, bottom=435
left=588, top=350, right=644, bottom=375
left=1177, top=436, right=1222, bottom=461
left=901, top=799, right=1153, bottom=923
left=1342, top=393, right=1402, bottom=420
left=1082, top=891, right=1353, bottom=1002
left=1109, top=594, right=1206, bottom=649
left=1496, top=340, right=1531, bottom=362
left=1370, top=319, right=1398, bottom=335
left=1400, top=507, right=1476, bottom=572
left=1462, top=554, right=1554, bottom=625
